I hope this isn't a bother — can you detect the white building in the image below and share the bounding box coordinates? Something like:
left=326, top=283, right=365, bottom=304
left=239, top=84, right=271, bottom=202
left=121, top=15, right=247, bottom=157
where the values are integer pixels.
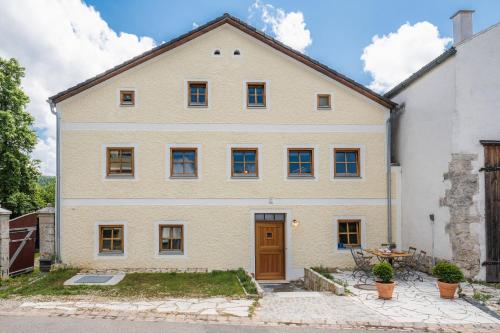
left=387, top=10, right=500, bottom=281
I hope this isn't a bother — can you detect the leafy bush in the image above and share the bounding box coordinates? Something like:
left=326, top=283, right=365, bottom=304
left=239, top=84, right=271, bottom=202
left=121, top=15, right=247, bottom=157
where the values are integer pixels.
left=372, top=262, right=394, bottom=283
left=432, top=262, right=464, bottom=284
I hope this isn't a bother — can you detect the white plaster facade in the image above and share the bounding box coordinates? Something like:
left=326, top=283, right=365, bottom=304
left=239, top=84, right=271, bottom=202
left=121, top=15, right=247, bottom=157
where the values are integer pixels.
left=390, top=21, right=500, bottom=280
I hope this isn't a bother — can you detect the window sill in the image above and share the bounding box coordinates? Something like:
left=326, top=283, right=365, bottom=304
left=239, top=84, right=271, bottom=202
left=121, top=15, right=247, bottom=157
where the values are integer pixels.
left=159, top=251, right=184, bottom=256
left=246, top=105, right=267, bottom=109
left=187, top=105, right=208, bottom=108
left=98, top=252, right=124, bottom=257
left=169, top=176, right=198, bottom=180
left=337, top=246, right=360, bottom=251
left=119, top=104, right=135, bottom=107
left=316, top=107, right=332, bottom=111
left=231, top=176, right=259, bottom=179
left=334, top=176, right=362, bottom=179
left=105, top=175, right=135, bottom=180
left=287, top=175, right=315, bottom=179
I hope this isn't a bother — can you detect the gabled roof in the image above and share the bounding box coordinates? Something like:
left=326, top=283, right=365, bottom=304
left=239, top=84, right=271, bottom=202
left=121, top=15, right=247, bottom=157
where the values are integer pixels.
left=49, top=13, right=395, bottom=109
left=384, top=47, right=457, bottom=98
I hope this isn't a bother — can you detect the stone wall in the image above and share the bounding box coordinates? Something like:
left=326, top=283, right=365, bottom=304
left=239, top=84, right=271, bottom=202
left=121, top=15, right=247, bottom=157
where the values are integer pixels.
left=440, top=153, right=481, bottom=278
left=304, top=268, right=344, bottom=295
left=37, top=204, right=55, bottom=259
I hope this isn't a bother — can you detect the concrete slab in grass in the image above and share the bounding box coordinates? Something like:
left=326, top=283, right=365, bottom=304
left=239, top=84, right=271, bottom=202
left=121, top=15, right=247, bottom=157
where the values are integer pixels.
left=64, top=273, right=125, bottom=286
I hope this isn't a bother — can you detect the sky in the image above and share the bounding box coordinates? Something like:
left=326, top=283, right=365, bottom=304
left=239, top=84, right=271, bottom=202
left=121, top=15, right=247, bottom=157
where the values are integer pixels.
left=0, top=0, right=499, bottom=175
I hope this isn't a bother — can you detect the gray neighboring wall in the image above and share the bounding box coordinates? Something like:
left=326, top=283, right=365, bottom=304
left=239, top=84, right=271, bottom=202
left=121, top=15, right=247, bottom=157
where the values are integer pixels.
left=387, top=21, right=500, bottom=280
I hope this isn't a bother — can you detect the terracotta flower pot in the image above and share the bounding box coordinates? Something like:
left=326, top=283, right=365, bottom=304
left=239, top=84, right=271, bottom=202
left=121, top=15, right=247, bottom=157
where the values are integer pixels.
left=437, top=280, right=458, bottom=299
left=375, top=281, right=395, bottom=300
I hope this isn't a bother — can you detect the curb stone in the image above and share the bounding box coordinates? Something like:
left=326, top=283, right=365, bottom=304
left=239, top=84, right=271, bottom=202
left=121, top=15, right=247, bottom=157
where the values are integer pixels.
left=1, top=307, right=499, bottom=332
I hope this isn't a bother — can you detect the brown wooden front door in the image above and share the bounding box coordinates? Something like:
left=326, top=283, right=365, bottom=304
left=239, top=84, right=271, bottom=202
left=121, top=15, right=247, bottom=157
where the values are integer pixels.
left=483, top=142, right=500, bottom=282
left=255, top=221, right=285, bottom=280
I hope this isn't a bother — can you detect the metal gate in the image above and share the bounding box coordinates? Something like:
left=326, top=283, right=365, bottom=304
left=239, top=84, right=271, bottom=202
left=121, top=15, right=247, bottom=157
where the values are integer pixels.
left=481, top=141, right=500, bottom=282
left=9, top=213, right=37, bottom=276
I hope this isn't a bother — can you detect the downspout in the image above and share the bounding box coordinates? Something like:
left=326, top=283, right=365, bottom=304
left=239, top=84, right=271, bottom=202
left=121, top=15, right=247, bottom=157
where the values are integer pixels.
left=386, top=103, right=404, bottom=247
left=386, top=110, right=393, bottom=246
left=48, top=99, right=61, bottom=262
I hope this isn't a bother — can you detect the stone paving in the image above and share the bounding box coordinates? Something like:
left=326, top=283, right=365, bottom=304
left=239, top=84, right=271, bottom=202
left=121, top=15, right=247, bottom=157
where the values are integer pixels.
left=332, top=270, right=500, bottom=324
left=254, top=291, right=384, bottom=323
left=17, top=297, right=253, bottom=317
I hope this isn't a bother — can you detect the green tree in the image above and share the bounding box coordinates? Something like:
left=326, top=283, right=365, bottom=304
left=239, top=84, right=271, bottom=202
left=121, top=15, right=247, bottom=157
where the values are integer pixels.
left=38, top=176, right=55, bottom=206
left=0, top=57, right=40, bottom=216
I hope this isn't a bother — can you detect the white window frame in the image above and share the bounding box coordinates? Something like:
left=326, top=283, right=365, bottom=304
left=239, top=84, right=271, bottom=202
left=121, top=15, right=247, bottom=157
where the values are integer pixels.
left=283, top=144, right=319, bottom=181
left=95, top=221, right=128, bottom=259
left=165, top=143, right=202, bottom=181
left=154, top=220, right=188, bottom=258
left=116, top=88, right=138, bottom=108
left=242, top=80, right=270, bottom=112
left=226, top=144, right=263, bottom=181
left=330, top=144, right=366, bottom=181
left=102, top=143, right=139, bottom=181
left=332, top=216, right=367, bottom=252
left=184, top=79, right=211, bottom=110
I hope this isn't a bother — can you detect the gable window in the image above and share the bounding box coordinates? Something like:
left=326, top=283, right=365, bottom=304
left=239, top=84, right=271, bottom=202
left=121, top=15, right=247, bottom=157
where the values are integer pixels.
left=288, top=149, right=314, bottom=177
left=337, top=220, right=360, bottom=249
left=159, top=225, right=183, bottom=254
left=247, top=83, right=266, bottom=107
left=99, top=225, right=124, bottom=253
left=334, top=148, right=360, bottom=177
left=188, top=82, right=208, bottom=107
left=106, top=147, right=134, bottom=176
left=232, top=148, right=258, bottom=177
left=317, top=94, right=331, bottom=109
left=120, top=90, right=135, bottom=106
left=170, top=148, right=197, bottom=177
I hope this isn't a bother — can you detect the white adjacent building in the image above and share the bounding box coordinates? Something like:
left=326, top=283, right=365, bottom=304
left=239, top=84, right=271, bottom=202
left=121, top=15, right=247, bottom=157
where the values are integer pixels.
left=387, top=10, right=500, bottom=281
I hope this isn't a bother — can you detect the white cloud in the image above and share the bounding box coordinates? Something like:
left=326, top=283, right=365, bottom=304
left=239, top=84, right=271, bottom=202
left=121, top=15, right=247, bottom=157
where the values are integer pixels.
left=0, top=0, right=156, bottom=175
left=361, top=21, right=452, bottom=93
left=249, top=0, right=312, bottom=53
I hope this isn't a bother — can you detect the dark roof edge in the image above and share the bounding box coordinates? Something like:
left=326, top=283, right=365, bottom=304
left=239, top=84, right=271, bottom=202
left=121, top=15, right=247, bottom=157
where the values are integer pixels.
left=385, top=47, right=457, bottom=98
left=49, top=13, right=395, bottom=109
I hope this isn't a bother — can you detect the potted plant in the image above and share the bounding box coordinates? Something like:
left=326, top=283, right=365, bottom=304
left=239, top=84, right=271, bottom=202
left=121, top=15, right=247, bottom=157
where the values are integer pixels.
left=372, top=261, right=395, bottom=300
left=432, top=261, right=464, bottom=299
left=39, top=253, right=52, bottom=272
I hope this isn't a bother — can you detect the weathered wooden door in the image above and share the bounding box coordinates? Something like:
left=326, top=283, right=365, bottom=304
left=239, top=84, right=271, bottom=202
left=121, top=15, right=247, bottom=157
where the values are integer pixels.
left=482, top=142, right=500, bottom=282
left=9, top=213, right=38, bottom=276
left=255, top=221, right=285, bottom=280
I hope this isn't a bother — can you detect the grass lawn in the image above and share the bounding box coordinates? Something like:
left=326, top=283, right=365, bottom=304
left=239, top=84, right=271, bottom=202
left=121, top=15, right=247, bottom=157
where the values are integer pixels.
left=0, top=268, right=251, bottom=299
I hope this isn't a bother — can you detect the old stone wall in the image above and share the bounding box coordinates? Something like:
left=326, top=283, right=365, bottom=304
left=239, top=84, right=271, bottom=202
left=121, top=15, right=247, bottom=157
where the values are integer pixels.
left=440, top=153, right=481, bottom=278
left=304, top=268, right=344, bottom=295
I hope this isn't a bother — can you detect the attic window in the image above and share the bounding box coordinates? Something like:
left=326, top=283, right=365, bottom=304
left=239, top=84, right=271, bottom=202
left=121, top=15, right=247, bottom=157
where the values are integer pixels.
left=213, top=49, right=221, bottom=56
left=120, top=90, right=135, bottom=106
left=233, top=49, right=240, bottom=56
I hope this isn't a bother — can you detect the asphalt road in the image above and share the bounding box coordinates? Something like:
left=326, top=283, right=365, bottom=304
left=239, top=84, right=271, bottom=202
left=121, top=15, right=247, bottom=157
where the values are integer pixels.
left=0, top=315, right=422, bottom=333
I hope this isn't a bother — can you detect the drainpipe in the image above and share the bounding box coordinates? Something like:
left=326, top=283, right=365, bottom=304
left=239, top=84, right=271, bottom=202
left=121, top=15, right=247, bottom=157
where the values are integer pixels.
left=386, top=111, right=393, bottom=246
left=386, top=103, right=404, bottom=247
left=48, top=99, right=61, bottom=263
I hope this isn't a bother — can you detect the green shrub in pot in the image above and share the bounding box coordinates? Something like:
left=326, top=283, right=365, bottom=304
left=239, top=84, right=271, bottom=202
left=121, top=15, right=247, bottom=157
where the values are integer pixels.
left=372, top=261, right=394, bottom=283
left=432, top=262, right=464, bottom=284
